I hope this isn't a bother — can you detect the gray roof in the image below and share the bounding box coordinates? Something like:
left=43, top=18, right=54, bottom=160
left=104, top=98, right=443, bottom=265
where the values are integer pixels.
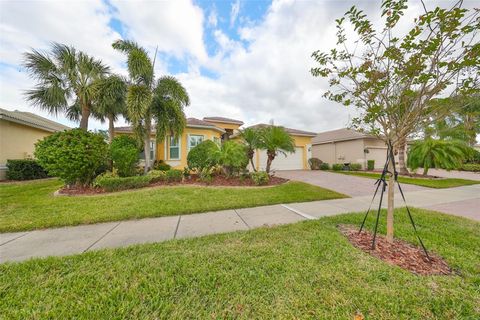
left=312, top=128, right=374, bottom=145
left=237, top=123, right=317, bottom=137
left=115, top=118, right=225, bottom=133
left=203, top=116, right=244, bottom=125
left=0, top=108, right=70, bottom=132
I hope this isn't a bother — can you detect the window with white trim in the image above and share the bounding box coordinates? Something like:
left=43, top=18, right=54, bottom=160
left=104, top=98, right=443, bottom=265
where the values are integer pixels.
left=169, top=136, right=180, bottom=159
left=188, top=135, right=204, bottom=151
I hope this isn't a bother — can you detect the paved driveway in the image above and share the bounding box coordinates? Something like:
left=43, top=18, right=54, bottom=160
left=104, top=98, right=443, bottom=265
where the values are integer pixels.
left=276, top=170, right=427, bottom=197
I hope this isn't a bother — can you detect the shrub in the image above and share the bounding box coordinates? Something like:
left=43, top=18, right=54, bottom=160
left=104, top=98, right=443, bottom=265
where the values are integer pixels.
left=110, top=135, right=139, bottom=177
left=6, top=159, right=48, bottom=180
left=349, top=163, right=362, bottom=171
left=147, top=170, right=167, bottom=182
left=367, top=160, right=375, bottom=170
left=187, top=140, right=219, bottom=173
left=153, top=160, right=171, bottom=171
left=251, top=171, right=269, bottom=186
left=94, top=173, right=151, bottom=192
left=308, top=158, right=323, bottom=170
left=213, top=141, right=248, bottom=177
left=460, top=163, right=480, bottom=172
left=332, top=164, right=343, bottom=171
left=199, top=168, right=213, bottom=184
left=35, top=129, right=108, bottom=186
left=183, top=167, right=191, bottom=178
left=165, top=169, right=183, bottom=182
left=320, top=162, right=330, bottom=170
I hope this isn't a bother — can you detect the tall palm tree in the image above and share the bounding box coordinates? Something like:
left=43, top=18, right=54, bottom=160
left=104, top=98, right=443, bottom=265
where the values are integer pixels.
left=239, top=127, right=261, bottom=172
left=23, top=43, right=109, bottom=129
left=93, top=75, right=127, bottom=143
left=407, top=138, right=473, bottom=176
left=258, top=126, right=295, bottom=173
left=112, top=40, right=190, bottom=172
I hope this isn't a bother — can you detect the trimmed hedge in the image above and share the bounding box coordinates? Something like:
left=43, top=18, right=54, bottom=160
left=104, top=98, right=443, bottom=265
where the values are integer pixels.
left=187, top=140, right=219, bottom=172
left=94, top=173, right=151, bottom=192
left=332, top=164, right=343, bottom=171
left=460, top=163, right=480, bottom=172
left=320, top=163, right=330, bottom=170
left=6, top=159, right=48, bottom=180
left=349, top=163, right=362, bottom=171
left=147, top=170, right=167, bottom=182
left=165, top=169, right=183, bottom=182
left=153, top=160, right=171, bottom=171
left=367, top=160, right=375, bottom=170
left=110, top=135, right=139, bottom=177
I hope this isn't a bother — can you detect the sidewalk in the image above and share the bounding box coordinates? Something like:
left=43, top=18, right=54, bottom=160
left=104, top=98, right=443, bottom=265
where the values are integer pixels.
left=1, top=184, right=479, bottom=263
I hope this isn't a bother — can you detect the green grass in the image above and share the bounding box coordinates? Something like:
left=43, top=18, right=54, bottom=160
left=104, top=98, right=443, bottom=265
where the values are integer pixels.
left=1, top=208, right=478, bottom=319
left=0, top=179, right=346, bottom=232
left=334, top=171, right=480, bottom=188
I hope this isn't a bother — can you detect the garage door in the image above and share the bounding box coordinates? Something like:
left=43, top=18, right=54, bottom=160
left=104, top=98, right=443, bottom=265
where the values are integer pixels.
left=257, top=147, right=304, bottom=171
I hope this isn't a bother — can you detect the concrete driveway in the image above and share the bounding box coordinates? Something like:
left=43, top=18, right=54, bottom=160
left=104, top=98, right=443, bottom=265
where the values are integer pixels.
left=276, top=170, right=427, bottom=197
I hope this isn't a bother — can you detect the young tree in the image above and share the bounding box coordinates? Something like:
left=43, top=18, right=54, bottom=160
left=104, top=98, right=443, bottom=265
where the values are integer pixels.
left=311, top=0, right=479, bottom=242
left=239, top=127, right=261, bottom=172
left=258, top=126, right=295, bottom=174
left=23, top=43, right=109, bottom=130
left=113, top=40, right=190, bottom=172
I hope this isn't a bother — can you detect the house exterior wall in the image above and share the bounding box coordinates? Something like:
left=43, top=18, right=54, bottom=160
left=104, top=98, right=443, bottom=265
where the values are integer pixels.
left=254, top=135, right=312, bottom=170
left=312, top=139, right=365, bottom=167
left=204, top=121, right=241, bottom=131
left=0, top=119, right=53, bottom=179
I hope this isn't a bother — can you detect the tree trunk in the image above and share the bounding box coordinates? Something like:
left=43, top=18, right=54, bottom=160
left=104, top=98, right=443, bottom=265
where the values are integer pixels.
left=79, top=104, right=90, bottom=130
left=422, top=167, right=429, bottom=176
left=108, top=113, right=115, bottom=144
left=143, top=117, right=152, bottom=173
left=265, top=150, right=275, bottom=173
left=386, top=158, right=395, bottom=243
left=248, top=149, right=257, bottom=172
left=398, top=139, right=409, bottom=176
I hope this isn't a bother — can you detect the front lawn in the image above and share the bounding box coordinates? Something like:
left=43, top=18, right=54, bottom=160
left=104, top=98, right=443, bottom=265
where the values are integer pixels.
left=0, top=179, right=346, bottom=232
left=334, top=171, right=480, bottom=188
left=1, top=208, right=478, bottom=319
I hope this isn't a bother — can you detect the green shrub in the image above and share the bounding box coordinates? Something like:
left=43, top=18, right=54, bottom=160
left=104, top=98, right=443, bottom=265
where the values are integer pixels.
left=187, top=140, right=219, bottom=173
left=94, top=173, right=151, bottom=192
left=349, top=163, right=362, bottom=171
left=110, top=135, right=139, bottom=177
left=213, top=141, right=248, bottom=176
left=153, top=160, right=171, bottom=171
left=147, top=170, right=167, bottom=182
left=332, top=164, right=343, bottom=171
left=165, top=169, right=183, bottom=182
left=460, top=163, right=480, bottom=172
left=6, top=159, right=48, bottom=180
left=320, top=163, right=330, bottom=170
left=183, top=167, right=191, bottom=178
left=34, top=129, right=108, bottom=186
left=251, top=171, right=269, bottom=186
left=199, top=168, right=213, bottom=184
left=308, top=158, right=323, bottom=170
left=367, top=160, right=375, bottom=171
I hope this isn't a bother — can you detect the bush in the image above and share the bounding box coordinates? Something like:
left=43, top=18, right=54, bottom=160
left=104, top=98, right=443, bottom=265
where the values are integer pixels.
left=6, top=159, right=48, bottom=180
left=147, top=170, right=167, bottom=182
left=349, top=163, right=362, bottom=171
left=165, top=169, right=183, bottom=182
left=308, top=158, right=323, bottom=170
left=319, top=163, right=330, bottom=170
left=35, top=129, right=108, bottom=186
left=332, top=164, right=343, bottom=171
left=460, top=163, right=480, bottom=172
left=153, top=160, right=171, bottom=171
left=367, top=160, right=375, bottom=170
left=94, top=173, right=151, bottom=192
left=187, top=140, right=219, bottom=173
left=199, top=168, right=213, bottom=184
left=110, top=135, right=139, bottom=177
left=213, top=141, right=248, bottom=176
left=251, top=171, right=269, bottom=186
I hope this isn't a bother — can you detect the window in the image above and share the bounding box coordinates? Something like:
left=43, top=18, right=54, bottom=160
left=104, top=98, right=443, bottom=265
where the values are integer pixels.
left=188, top=135, right=204, bottom=151
left=169, top=136, right=180, bottom=159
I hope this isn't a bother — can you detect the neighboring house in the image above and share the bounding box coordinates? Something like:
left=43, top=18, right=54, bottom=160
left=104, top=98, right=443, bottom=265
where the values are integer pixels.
left=232, top=124, right=316, bottom=171
left=311, top=128, right=407, bottom=169
left=0, top=108, right=70, bottom=179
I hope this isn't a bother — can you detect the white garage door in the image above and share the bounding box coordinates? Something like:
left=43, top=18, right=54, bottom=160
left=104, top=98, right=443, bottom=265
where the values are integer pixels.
left=258, top=147, right=304, bottom=171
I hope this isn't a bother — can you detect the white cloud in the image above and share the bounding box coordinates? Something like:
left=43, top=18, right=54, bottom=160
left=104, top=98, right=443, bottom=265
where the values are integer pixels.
left=230, top=0, right=241, bottom=28
left=207, top=7, right=218, bottom=27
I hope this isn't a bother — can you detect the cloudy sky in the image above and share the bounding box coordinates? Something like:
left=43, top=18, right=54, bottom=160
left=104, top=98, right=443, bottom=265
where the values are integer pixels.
left=0, top=0, right=471, bottom=133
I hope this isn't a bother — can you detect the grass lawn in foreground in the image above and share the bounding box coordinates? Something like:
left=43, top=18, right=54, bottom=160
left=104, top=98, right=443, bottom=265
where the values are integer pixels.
left=0, top=179, right=346, bottom=232
left=1, top=208, right=478, bottom=319
left=334, top=170, right=480, bottom=188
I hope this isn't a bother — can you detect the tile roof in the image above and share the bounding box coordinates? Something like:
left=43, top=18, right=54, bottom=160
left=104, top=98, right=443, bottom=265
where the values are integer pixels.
left=203, top=116, right=244, bottom=125
left=114, top=118, right=225, bottom=133
left=0, top=108, right=70, bottom=132
left=238, top=123, right=317, bottom=137
left=312, top=128, right=374, bottom=145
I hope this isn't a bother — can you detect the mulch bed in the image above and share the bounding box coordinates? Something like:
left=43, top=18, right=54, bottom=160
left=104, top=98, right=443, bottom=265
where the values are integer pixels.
left=338, top=224, right=452, bottom=275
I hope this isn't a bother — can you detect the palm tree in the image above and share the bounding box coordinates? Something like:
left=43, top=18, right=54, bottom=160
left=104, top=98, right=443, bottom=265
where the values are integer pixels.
left=239, top=127, right=261, bottom=172
left=93, top=75, right=127, bottom=143
left=112, top=40, right=190, bottom=172
left=258, top=126, right=295, bottom=173
left=23, top=43, right=109, bottom=129
left=407, top=138, right=473, bottom=176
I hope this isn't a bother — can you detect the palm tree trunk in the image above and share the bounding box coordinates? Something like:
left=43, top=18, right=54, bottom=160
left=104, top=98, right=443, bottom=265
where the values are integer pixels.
left=248, top=149, right=257, bottom=172
left=108, top=114, right=115, bottom=144
left=143, top=117, right=152, bottom=173
left=398, top=139, right=409, bottom=176
left=422, top=167, right=429, bottom=176
left=79, top=104, right=90, bottom=130
left=386, top=159, right=395, bottom=243
left=265, top=151, right=275, bottom=173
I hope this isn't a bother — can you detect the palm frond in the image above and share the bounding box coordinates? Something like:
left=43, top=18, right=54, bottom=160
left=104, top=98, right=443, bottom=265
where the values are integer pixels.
left=126, top=84, right=152, bottom=123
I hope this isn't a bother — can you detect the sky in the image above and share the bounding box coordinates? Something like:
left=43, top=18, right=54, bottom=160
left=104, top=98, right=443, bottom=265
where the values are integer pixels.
left=0, top=0, right=474, bottom=133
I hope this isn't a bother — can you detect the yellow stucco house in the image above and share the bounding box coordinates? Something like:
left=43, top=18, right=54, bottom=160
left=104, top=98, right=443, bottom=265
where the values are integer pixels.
left=0, top=108, right=70, bottom=179
left=115, top=117, right=315, bottom=171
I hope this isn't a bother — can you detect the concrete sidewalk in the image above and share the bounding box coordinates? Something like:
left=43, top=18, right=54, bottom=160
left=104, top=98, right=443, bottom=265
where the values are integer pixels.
left=1, top=184, right=479, bottom=263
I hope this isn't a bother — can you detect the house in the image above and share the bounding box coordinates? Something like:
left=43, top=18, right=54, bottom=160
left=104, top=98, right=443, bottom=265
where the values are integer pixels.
left=0, top=108, right=70, bottom=179
left=115, top=117, right=315, bottom=171
left=311, top=128, right=405, bottom=169
left=232, top=124, right=316, bottom=171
